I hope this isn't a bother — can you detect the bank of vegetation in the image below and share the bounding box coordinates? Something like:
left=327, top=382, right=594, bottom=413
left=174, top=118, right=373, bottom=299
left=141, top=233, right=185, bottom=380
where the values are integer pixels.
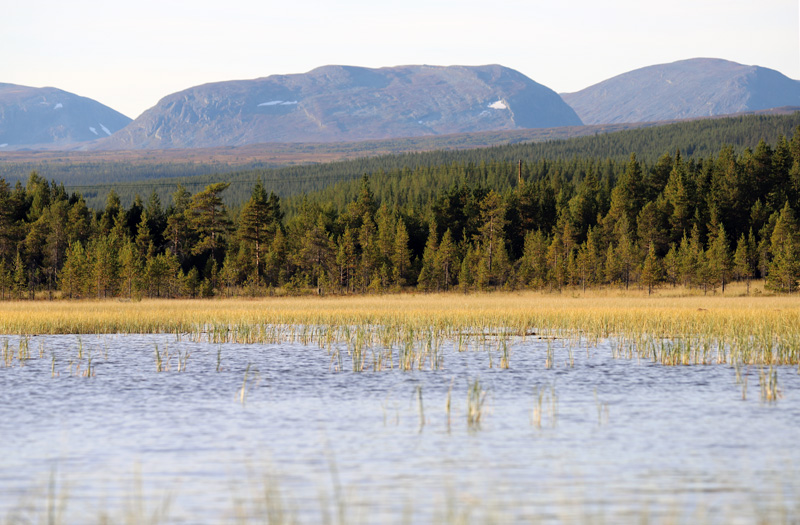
left=2, top=123, right=800, bottom=299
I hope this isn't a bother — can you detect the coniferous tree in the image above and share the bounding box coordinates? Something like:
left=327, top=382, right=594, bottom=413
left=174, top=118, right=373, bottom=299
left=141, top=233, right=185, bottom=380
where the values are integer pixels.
left=296, top=216, right=335, bottom=294
left=187, top=182, right=232, bottom=262
left=238, top=181, right=281, bottom=287
left=13, top=250, right=26, bottom=299
left=518, top=230, right=549, bottom=288
left=391, top=220, right=412, bottom=288
left=90, top=236, right=118, bottom=298
left=663, top=243, right=679, bottom=287
left=475, top=190, right=508, bottom=287
left=67, top=195, right=93, bottom=246
left=706, top=222, right=732, bottom=293
left=118, top=239, right=142, bottom=299
left=417, top=220, right=440, bottom=292
left=640, top=242, right=663, bottom=295
left=766, top=203, right=800, bottom=292
left=458, top=244, right=477, bottom=292
left=358, top=213, right=379, bottom=292
left=435, top=229, right=458, bottom=290
left=336, top=226, right=358, bottom=292
left=165, top=185, right=192, bottom=260
left=60, top=241, right=89, bottom=299
left=0, top=259, right=10, bottom=300
left=135, top=211, right=153, bottom=259
left=0, top=179, right=16, bottom=263
left=733, top=230, right=757, bottom=294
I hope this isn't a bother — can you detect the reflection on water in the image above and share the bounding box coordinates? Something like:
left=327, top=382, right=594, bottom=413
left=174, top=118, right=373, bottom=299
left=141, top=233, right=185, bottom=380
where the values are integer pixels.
left=0, top=333, right=798, bottom=523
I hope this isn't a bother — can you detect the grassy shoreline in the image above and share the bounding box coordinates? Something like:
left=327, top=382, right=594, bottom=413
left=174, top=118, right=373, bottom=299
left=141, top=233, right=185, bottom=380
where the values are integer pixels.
left=2, top=282, right=800, bottom=366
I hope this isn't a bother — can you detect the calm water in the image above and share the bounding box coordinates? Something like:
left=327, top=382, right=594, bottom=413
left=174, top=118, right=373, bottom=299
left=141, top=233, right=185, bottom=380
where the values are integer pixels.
left=1, top=333, right=798, bottom=523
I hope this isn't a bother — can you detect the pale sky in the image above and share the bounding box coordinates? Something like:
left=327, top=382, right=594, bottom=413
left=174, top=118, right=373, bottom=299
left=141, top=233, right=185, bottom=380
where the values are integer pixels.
left=4, top=0, right=799, bottom=119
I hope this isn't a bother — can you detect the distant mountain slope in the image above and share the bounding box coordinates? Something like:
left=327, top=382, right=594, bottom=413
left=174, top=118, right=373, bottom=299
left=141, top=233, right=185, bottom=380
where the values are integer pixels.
left=0, top=84, right=131, bottom=149
left=561, top=58, right=800, bottom=124
left=96, top=64, right=582, bottom=149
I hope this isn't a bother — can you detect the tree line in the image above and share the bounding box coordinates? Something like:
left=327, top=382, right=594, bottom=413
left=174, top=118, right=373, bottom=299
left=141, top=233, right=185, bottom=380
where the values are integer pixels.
left=7, top=111, right=797, bottom=212
left=3, top=128, right=800, bottom=299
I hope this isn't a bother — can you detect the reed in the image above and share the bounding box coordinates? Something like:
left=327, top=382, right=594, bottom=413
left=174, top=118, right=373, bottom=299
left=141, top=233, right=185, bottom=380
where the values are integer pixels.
left=0, top=289, right=798, bottom=369
left=759, top=366, right=782, bottom=402
left=466, top=379, right=487, bottom=430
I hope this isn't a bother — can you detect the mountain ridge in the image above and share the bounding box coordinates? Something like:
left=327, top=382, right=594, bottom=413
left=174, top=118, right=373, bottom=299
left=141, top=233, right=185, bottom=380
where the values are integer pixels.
left=0, top=83, right=131, bottom=149
left=94, top=64, right=582, bottom=149
left=561, top=58, right=800, bottom=125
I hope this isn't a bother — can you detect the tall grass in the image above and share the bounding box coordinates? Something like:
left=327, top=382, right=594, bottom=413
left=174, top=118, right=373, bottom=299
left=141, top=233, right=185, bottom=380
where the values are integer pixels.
left=1, top=286, right=799, bottom=366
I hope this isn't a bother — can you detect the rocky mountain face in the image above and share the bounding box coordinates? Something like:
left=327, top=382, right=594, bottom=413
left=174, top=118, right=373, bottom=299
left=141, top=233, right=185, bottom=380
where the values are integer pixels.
left=561, top=58, right=800, bottom=125
left=0, top=84, right=131, bottom=149
left=96, top=64, right=582, bottom=149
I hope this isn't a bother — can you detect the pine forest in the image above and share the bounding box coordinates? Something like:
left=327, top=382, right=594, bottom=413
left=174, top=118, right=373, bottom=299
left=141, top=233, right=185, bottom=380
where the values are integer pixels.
left=3, top=125, right=800, bottom=300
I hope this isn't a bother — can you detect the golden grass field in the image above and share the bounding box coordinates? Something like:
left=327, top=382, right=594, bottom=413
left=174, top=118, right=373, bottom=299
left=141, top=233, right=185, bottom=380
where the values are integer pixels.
left=2, top=281, right=799, bottom=366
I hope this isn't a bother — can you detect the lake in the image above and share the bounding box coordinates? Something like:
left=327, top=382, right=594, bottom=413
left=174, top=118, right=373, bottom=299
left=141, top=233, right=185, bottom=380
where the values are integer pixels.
left=1, top=332, right=798, bottom=523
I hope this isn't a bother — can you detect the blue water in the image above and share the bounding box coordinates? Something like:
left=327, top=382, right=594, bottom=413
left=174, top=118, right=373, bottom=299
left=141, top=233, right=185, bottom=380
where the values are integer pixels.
left=0, top=333, right=798, bottom=523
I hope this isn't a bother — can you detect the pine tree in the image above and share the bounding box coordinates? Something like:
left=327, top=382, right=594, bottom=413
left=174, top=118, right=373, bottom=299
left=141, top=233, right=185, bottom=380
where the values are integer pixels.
left=435, top=229, right=458, bottom=290
left=90, top=237, right=118, bottom=298
left=0, top=179, right=16, bottom=263
left=640, top=242, right=663, bottom=295
left=0, top=259, right=10, bottom=300
left=357, top=213, right=379, bottom=292
left=458, top=244, right=477, bottom=293
left=733, top=230, right=756, bottom=294
left=13, top=250, right=25, bottom=299
left=238, top=181, right=280, bottom=287
left=706, top=222, right=732, bottom=293
left=517, top=230, right=549, bottom=289
left=118, top=239, right=143, bottom=299
left=336, top=227, right=358, bottom=292
left=59, top=241, right=89, bottom=299
left=663, top=244, right=679, bottom=287
left=135, top=211, right=153, bottom=258
left=390, top=220, right=411, bottom=288
left=265, top=228, right=288, bottom=287
left=297, top=216, right=335, bottom=294
left=165, top=185, right=192, bottom=260
left=145, top=252, right=170, bottom=298
left=767, top=203, right=800, bottom=292
left=417, top=220, right=440, bottom=292
left=476, top=190, right=507, bottom=282
left=186, top=182, right=232, bottom=261
left=546, top=232, right=567, bottom=290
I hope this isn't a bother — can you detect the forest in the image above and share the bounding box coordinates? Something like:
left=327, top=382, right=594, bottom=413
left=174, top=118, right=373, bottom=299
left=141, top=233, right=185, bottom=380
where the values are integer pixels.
left=3, top=112, right=797, bottom=212
left=2, top=124, right=800, bottom=299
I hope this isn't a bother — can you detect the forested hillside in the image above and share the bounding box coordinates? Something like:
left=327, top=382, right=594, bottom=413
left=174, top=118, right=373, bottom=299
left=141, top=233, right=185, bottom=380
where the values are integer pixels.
left=2, top=124, right=800, bottom=299
left=61, top=112, right=800, bottom=210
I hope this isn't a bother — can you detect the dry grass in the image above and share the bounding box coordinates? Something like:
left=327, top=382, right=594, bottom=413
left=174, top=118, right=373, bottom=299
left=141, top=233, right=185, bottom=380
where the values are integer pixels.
left=2, top=282, right=799, bottom=365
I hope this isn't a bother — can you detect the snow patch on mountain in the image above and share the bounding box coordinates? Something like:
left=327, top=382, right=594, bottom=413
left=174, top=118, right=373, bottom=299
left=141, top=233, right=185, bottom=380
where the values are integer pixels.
left=100, top=123, right=112, bottom=136
left=258, top=100, right=298, bottom=107
left=89, top=127, right=98, bottom=135
left=489, top=100, right=507, bottom=109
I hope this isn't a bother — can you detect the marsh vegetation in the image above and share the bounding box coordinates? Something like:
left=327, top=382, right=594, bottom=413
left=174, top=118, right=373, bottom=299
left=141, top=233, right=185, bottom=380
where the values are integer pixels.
left=1, top=290, right=799, bottom=523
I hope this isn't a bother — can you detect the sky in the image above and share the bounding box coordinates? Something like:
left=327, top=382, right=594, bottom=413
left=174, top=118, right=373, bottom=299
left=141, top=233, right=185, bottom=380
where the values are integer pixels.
left=4, top=0, right=799, bottom=119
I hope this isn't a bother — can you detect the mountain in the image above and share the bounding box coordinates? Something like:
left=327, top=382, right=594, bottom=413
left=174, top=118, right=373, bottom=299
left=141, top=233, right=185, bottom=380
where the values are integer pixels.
left=0, top=84, right=131, bottom=149
left=561, top=58, right=800, bottom=125
left=96, top=64, right=582, bottom=149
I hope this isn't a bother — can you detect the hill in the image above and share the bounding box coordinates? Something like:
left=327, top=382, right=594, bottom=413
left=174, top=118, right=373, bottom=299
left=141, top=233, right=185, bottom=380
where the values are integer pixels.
left=562, top=58, right=800, bottom=125
left=0, top=83, right=131, bottom=149
left=94, top=64, right=582, bottom=149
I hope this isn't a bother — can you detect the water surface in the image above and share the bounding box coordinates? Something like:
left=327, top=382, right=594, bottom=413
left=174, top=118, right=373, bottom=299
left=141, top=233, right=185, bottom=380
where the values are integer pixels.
left=1, top=333, right=798, bottom=523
